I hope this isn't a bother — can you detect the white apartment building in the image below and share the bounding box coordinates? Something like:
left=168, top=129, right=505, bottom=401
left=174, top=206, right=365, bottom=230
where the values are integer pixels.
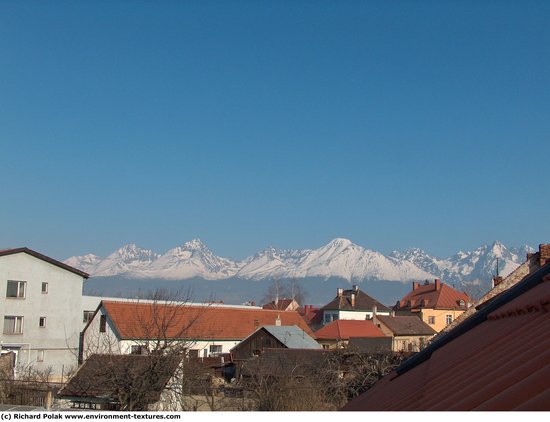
left=0, top=248, right=89, bottom=381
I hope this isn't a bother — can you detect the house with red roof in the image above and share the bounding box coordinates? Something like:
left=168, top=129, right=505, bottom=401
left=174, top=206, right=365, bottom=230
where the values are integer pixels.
left=394, top=279, right=472, bottom=332
left=313, top=319, right=387, bottom=350
left=262, top=298, right=299, bottom=311
left=81, top=300, right=312, bottom=361
left=342, top=261, right=550, bottom=411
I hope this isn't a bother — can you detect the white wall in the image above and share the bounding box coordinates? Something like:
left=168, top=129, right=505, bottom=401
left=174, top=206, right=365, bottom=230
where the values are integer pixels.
left=0, top=253, right=85, bottom=379
left=82, top=306, right=240, bottom=359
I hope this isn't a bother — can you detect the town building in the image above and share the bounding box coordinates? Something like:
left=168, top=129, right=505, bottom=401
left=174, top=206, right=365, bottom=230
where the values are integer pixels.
left=342, top=261, right=550, bottom=411
left=262, top=298, right=299, bottom=311
left=394, top=279, right=472, bottom=332
left=313, top=319, right=386, bottom=350
left=320, top=285, right=391, bottom=326
left=0, top=248, right=89, bottom=380
left=231, top=325, right=320, bottom=361
left=372, top=314, right=436, bottom=352
left=80, top=300, right=312, bottom=361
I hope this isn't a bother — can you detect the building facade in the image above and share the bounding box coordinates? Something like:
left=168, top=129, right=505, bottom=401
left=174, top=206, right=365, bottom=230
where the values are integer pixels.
left=0, top=248, right=89, bottom=380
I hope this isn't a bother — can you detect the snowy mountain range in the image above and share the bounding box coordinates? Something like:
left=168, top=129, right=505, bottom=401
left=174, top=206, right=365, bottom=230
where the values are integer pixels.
left=64, top=238, right=534, bottom=286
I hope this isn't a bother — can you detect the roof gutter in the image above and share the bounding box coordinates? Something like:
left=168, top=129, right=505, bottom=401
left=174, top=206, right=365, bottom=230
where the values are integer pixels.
left=395, top=262, right=550, bottom=376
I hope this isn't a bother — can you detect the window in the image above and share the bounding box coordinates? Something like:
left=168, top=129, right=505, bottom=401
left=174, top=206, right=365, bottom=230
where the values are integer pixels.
left=41, top=282, right=48, bottom=294
left=83, top=311, right=95, bottom=324
left=324, top=312, right=339, bottom=325
left=99, top=315, right=107, bottom=333
left=4, top=316, right=23, bottom=334
left=445, top=314, right=453, bottom=325
left=130, top=345, right=147, bottom=355
left=188, top=349, right=199, bottom=359
left=39, top=317, right=47, bottom=328
left=6, top=280, right=26, bottom=298
left=428, top=316, right=435, bottom=325
left=209, top=345, right=222, bottom=356
left=37, top=350, right=45, bottom=362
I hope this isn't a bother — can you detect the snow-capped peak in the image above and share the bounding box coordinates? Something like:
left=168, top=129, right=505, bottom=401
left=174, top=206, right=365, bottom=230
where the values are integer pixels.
left=65, top=239, right=532, bottom=289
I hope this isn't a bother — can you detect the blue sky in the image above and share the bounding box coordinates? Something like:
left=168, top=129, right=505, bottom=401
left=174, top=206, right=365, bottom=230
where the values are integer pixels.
left=1, top=1, right=549, bottom=261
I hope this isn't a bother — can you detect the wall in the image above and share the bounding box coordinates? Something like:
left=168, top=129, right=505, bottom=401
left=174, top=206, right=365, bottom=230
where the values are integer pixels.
left=0, top=253, right=84, bottom=380
left=419, top=309, right=465, bottom=333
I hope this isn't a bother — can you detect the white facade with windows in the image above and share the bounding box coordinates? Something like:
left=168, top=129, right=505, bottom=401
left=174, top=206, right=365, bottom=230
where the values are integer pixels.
left=0, top=249, right=88, bottom=381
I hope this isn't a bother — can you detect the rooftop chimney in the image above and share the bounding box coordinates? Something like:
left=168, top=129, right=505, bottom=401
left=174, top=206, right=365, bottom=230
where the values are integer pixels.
left=539, top=244, right=550, bottom=267
left=412, top=281, right=420, bottom=291
left=337, top=288, right=343, bottom=297
left=275, top=314, right=281, bottom=326
left=492, top=276, right=503, bottom=288
left=435, top=279, right=441, bottom=291
left=351, top=293, right=356, bottom=308
left=353, top=284, right=359, bottom=293
left=372, top=304, right=377, bottom=316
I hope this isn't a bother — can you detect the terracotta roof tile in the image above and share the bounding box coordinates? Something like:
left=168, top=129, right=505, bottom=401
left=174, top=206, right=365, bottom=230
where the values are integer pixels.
left=101, top=301, right=312, bottom=341
left=314, top=320, right=386, bottom=340
left=342, top=265, right=550, bottom=411
left=396, top=281, right=470, bottom=310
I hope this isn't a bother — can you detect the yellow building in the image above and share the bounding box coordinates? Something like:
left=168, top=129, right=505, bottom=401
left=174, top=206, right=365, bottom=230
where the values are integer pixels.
left=394, top=279, right=472, bottom=332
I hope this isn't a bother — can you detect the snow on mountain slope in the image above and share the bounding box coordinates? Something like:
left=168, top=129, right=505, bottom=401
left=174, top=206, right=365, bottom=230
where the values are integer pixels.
left=391, top=241, right=534, bottom=284
left=65, top=238, right=532, bottom=285
left=140, top=239, right=240, bottom=280
left=87, top=244, right=160, bottom=277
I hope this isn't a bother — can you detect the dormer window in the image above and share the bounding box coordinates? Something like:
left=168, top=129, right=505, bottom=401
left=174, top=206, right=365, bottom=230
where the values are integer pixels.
left=459, top=299, right=465, bottom=307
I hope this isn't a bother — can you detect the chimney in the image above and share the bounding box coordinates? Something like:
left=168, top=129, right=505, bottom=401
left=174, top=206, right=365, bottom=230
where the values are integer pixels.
left=275, top=314, right=281, bottom=326
left=351, top=293, right=356, bottom=308
left=412, top=281, right=420, bottom=291
left=492, top=276, right=503, bottom=288
left=337, top=288, right=343, bottom=297
left=353, top=284, right=359, bottom=293
left=434, top=279, right=441, bottom=291
left=372, top=304, right=377, bottom=316
left=539, top=244, right=550, bottom=267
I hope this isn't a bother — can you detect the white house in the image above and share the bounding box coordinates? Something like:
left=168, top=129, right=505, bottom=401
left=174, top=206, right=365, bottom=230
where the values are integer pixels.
left=0, top=248, right=89, bottom=381
left=320, top=285, right=392, bottom=325
left=81, top=300, right=313, bottom=361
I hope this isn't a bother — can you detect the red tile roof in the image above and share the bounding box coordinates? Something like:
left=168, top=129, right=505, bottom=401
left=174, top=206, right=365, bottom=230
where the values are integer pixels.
left=314, top=320, right=386, bottom=340
left=396, top=280, right=470, bottom=310
left=262, top=299, right=297, bottom=311
left=342, top=264, right=550, bottom=411
left=100, top=301, right=312, bottom=341
left=0, top=247, right=89, bottom=278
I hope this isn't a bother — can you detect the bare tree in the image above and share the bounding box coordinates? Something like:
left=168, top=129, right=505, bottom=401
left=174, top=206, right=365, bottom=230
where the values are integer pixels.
left=68, top=288, right=239, bottom=411
left=262, top=278, right=307, bottom=307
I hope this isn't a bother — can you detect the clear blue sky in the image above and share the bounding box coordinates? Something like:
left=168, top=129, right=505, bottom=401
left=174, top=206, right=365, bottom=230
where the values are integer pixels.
left=1, top=1, right=549, bottom=261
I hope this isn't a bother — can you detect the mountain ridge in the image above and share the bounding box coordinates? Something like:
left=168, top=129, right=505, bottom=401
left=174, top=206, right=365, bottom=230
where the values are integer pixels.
left=65, top=238, right=534, bottom=286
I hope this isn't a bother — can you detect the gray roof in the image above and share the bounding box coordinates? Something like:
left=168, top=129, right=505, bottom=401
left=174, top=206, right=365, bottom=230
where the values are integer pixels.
left=262, top=325, right=322, bottom=349
left=377, top=315, right=437, bottom=336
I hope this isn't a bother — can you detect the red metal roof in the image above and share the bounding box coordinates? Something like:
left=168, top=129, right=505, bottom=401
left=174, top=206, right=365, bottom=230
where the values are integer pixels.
left=0, top=247, right=89, bottom=278
left=100, top=301, right=312, bottom=341
left=314, top=320, right=386, bottom=340
left=342, top=265, right=550, bottom=411
left=396, top=280, right=470, bottom=310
